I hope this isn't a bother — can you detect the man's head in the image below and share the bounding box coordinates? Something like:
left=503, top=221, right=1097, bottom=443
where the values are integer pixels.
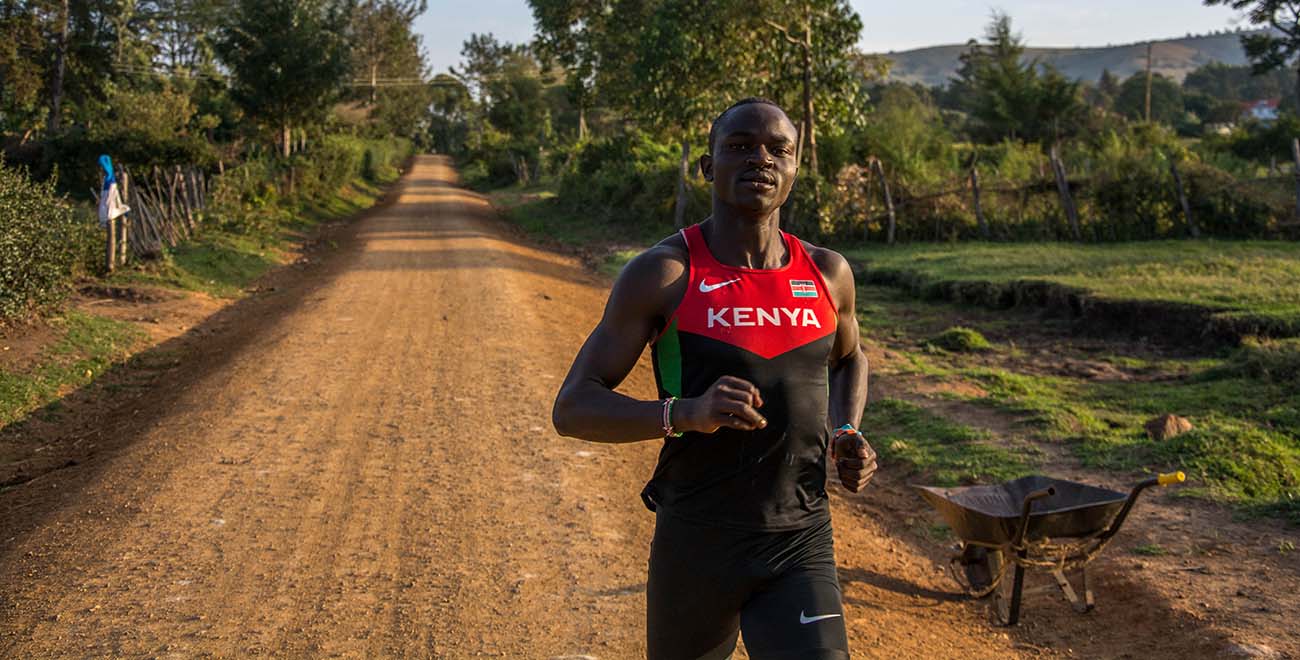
left=701, top=98, right=800, bottom=217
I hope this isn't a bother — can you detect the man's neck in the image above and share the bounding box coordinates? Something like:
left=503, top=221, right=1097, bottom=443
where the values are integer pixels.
left=703, top=206, right=787, bottom=270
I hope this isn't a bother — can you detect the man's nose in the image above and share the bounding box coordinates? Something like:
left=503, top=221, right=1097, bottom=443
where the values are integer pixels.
left=747, top=145, right=774, bottom=166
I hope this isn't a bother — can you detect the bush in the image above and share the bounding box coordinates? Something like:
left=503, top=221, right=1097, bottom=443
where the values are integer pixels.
left=926, top=326, right=994, bottom=353
left=0, top=163, right=94, bottom=321
left=41, top=84, right=217, bottom=196
left=556, top=131, right=708, bottom=228
left=361, top=137, right=411, bottom=182
left=295, top=134, right=365, bottom=197
left=206, top=158, right=290, bottom=235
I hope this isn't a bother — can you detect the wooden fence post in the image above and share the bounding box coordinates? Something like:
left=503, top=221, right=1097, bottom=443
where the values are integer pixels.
left=870, top=157, right=896, bottom=245
left=1050, top=146, right=1082, bottom=241
left=1168, top=158, right=1199, bottom=239
left=1292, top=138, right=1300, bottom=224
left=118, top=170, right=130, bottom=265
left=969, top=155, right=990, bottom=239
left=101, top=170, right=115, bottom=273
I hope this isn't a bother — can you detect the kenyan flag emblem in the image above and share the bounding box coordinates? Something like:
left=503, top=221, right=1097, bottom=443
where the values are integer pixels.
left=789, top=280, right=818, bottom=298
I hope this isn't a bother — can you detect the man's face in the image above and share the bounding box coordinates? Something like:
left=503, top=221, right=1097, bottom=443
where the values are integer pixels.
left=701, top=103, right=799, bottom=216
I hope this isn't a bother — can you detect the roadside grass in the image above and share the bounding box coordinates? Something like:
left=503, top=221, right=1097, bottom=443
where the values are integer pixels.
left=487, top=182, right=670, bottom=258
left=0, top=311, right=145, bottom=428
left=845, top=241, right=1300, bottom=333
left=953, top=361, right=1300, bottom=522
left=109, top=178, right=390, bottom=298
left=865, top=398, right=1034, bottom=486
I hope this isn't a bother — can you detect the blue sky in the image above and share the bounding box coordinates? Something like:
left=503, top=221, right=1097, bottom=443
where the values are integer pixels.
left=417, top=1, right=1245, bottom=75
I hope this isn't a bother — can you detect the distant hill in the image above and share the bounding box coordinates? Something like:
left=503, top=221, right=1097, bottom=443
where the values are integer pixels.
left=879, top=32, right=1255, bottom=88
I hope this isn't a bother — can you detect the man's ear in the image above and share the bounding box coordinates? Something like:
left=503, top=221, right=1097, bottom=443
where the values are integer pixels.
left=699, top=153, right=713, bottom=182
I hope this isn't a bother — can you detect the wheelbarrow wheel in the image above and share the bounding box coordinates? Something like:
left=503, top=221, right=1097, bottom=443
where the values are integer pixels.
left=957, top=545, right=1004, bottom=599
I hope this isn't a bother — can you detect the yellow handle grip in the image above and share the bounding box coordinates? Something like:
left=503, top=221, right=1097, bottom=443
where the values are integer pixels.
left=1158, top=472, right=1186, bottom=486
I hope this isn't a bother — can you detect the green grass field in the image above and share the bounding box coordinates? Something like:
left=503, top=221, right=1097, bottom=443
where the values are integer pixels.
left=846, top=241, right=1300, bottom=330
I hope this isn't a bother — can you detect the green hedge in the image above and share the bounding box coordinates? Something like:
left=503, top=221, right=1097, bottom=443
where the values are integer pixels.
left=555, top=132, right=708, bottom=229
left=0, top=164, right=96, bottom=321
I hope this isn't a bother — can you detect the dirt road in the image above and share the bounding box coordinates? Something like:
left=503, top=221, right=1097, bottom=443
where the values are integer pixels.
left=0, top=157, right=1267, bottom=658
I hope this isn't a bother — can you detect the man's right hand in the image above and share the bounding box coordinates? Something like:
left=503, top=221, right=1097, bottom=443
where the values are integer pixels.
left=675, top=376, right=767, bottom=434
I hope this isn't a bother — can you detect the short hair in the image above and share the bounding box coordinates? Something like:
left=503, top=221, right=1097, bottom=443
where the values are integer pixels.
left=707, top=97, right=792, bottom=153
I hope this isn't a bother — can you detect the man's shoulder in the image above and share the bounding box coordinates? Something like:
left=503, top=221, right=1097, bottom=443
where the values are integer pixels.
left=614, top=234, right=689, bottom=294
left=799, top=239, right=851, bottom=279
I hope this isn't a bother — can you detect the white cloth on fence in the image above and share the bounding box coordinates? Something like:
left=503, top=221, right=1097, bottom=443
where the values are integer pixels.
left=97, top=181, right=130, bottom=228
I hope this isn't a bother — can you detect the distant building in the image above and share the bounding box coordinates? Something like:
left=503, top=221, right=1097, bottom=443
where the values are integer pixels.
left=1243, top=99, right=1281, bottom=124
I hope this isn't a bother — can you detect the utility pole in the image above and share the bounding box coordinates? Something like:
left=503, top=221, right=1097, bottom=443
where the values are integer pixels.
left=1144, top=42, right=1154, bottom=123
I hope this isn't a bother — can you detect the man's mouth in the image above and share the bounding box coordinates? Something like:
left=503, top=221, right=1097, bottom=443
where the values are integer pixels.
left=740, top=172, right=777, bottom=188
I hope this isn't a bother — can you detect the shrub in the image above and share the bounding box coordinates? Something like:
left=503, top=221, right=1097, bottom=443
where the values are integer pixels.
left=0, top=164, right=93, bottom=321
left=206, top=158, right=289, bottom=235
left=556, top=131, right=707, bottom=228
left=296, top=134, right=365, bottom=197
left=926, top=326, right=994, bottom=353
left=361, top=137, right=411, bottom=182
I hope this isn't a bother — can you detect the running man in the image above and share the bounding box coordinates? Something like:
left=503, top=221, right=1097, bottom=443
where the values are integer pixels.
left=553, top=97, right=874, bottom=660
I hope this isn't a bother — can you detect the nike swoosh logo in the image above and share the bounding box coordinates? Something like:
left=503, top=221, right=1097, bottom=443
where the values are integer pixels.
left=799, top=611, right=842, bottom=625
left=699, top=278, right=741, bottom=293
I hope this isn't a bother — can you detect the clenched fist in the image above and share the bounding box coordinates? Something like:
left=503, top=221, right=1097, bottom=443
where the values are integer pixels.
left=675, top=376, right=767, bottom=434
left=832, top=430, right=877, bottom=493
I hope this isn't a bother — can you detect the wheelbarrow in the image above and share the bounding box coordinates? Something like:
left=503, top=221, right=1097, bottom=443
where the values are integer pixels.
left=915, top=472, right=1185, bottom=625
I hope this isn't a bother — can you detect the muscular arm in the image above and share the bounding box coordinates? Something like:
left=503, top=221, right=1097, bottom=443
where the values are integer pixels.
left=553, top=242, right=769, bottom=443
left=812, top=246, right=875, bottom=492
left=552, top=246, right=685, bottom=443
left=814, top=248, right=869, bottom=429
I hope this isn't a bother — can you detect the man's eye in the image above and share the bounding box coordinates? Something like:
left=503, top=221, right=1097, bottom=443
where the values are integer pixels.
left=729, top=143, right=749, bottom=151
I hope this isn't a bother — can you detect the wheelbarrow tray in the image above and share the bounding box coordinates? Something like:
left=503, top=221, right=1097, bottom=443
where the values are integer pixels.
left=916, top=475, right=1128, bottom=547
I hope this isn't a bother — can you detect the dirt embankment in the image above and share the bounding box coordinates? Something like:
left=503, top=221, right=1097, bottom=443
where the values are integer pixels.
left=0, top=156, right=1291, bottom=658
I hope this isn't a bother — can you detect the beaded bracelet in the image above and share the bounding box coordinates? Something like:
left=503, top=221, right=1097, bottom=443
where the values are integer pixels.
left=662, top=397, right=684, bottom=438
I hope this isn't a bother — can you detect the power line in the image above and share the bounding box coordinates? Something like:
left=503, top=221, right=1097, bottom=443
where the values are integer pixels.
left=111, top=64, right=461, bottom=88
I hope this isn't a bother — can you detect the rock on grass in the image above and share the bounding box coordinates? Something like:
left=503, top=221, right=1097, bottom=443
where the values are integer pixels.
left=1145, top=414, right=1194, bottom=441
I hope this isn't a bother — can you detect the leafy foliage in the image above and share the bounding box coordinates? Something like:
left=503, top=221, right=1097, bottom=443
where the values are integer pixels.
left=0, top=164, right=94, bottom=321
left=216, top=0, right=353, bottom=152
left=950, top=13, right=1083, bottom=142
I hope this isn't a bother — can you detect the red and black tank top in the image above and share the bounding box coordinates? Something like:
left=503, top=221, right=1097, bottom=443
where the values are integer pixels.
left=645, top=223, right=838, bottom=531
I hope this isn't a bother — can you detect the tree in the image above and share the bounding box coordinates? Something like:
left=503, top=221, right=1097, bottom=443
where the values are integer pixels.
left=349, top=0, right=432, bottom=139
left=1116, top=72, right=1184, bottom=125
left=1204, top=0, right=1300, bottom=98
left=624, top=0, right=763, bottom=227
left=529, top=0, right=629, bottom=141
left=951, top=13, right=1082, bottom=142
left=0, top=0, right=134, bottom=137
left=1085, top=68, right=1120, bottom=110
left=0, top=3, right=48, bottom=138
left=758, top=0, right=867, bottom=178
left=428, top=73, right=471, bottom=153
left=352, top=0, right=425, bottom=103
left=216, top=0, right=352, bottom=157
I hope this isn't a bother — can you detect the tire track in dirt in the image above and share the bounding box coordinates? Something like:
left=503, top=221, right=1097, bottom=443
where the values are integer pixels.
left=0, top=155, right=1243, bottom=658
